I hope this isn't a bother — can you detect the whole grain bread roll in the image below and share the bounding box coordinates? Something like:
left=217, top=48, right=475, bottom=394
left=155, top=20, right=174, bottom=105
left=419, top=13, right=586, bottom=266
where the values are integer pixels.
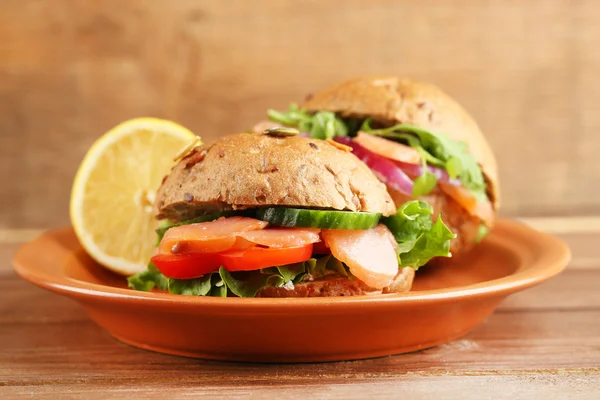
left=155, top=132, right=395, bottom=221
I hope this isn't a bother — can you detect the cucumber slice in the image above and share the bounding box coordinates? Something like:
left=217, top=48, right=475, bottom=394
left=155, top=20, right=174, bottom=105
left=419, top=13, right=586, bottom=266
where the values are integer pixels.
left=255, top=207, right=381, bottom=230
left=156, top=211, right=241, bottom=242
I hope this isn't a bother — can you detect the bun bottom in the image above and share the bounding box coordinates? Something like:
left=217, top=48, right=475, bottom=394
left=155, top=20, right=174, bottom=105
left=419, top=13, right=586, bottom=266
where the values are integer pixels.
left=256, top=267, right=415, bottom=297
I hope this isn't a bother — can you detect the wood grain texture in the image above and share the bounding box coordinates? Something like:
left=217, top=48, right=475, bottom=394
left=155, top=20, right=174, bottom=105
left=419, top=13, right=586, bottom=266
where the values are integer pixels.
left=1, top=228, right=600, bottom=398
left=1, top=270, right=599, bottom=397
left=1, top=0, right=600, bottom=229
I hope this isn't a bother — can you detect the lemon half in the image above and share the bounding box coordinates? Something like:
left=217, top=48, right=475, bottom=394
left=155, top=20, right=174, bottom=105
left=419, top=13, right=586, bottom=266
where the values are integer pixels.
left=70, top=118, right=198, bottom=275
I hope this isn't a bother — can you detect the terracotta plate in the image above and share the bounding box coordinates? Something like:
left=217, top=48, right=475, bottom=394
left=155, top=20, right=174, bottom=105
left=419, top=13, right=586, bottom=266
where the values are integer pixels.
left=13, top=219, right=570, bottom=362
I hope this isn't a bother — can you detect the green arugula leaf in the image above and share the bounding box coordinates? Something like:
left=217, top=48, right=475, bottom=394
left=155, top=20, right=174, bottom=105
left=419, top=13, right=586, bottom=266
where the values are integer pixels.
left=276, top=262, right=307, bottom=282
left=267, top=103, right=310, bottom=126
left=363, top=123, right=487, bottom=200
left=219, top=267, right=284, bottom=298
left=445, top=156, right=463, bottom=180
left=267, top=104, right=349, bottom=139
left=325, top=256, right=348, bottom=277
left=127, top=262, right=169, bottom=291
left=168, top=274, right=213, bottom=296
left=412, top=172, right=438, bottom=197
left=475, top=224, right=489, bottom=243
left=309, top=256, right=330, bottom=277
left=210, top=275, right=228, bottom=297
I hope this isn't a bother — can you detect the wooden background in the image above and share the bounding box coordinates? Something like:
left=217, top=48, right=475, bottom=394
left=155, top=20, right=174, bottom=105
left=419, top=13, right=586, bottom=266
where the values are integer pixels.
left=1, top=0, right=599, bottom=229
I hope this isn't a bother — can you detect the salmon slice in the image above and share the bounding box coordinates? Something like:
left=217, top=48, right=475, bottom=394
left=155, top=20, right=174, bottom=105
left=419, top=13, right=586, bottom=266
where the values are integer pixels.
left=158, top=217, right=268, bottom=255
left=354, top=131, right=421, bottom=165
left=439, top=183, right=494, bottom=224
left=239, top=228, right=321, bottom=248
left=321, top=225, right=399, bottom=289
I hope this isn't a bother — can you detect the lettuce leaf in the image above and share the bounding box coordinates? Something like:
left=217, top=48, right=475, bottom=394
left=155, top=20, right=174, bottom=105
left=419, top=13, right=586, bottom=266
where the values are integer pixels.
left=219, top=268, right=284, bottom=298
left=167, top=274, right=214, bottom=296
left=382, top=200, right=456, bottom=268
left=475, top=224, right=489, bottom=243
left=127, top=262, right=169, bottom=291
left=396, top=217, right=456, bottom=268
left=363, top=122, right=487, bottom=201
left=267, top=103, right=348, bottom=139
left=412, top=171, right=438, bottom=197
left=382, top=200, right=434, bottom=243
left=127, top=255, right=351, bottom=297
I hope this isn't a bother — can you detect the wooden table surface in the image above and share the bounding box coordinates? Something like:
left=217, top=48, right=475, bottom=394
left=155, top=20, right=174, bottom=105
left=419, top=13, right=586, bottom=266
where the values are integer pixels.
left=2, top=218, right=599, bottom=399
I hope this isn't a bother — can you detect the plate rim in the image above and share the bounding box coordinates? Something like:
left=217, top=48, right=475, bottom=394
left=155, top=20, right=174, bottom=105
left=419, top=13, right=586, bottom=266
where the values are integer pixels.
left=12, top=219, right=571, bottom=310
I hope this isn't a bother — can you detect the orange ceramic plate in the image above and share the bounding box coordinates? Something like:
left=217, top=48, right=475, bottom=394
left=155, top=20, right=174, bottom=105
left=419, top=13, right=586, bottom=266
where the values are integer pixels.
left=13, top=219, right=570, bottom=362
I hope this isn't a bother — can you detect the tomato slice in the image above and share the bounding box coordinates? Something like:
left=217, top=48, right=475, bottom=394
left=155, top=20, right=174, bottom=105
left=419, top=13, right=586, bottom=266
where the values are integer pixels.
left=219, top=244, right=314, bottom=272
left=354, top=131, right=421, bottom=165
left=152, top=243, right=314, bottom=278
left=158, top=217, right=268, bottom=255
left=151, top=252, right=222, bottom=279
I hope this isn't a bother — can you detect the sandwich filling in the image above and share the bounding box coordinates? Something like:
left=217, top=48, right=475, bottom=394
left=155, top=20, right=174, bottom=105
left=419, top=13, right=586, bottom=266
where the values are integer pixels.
left=260, top=104, right=494, bottom=238
left=128, top=200, right=454, bottom=297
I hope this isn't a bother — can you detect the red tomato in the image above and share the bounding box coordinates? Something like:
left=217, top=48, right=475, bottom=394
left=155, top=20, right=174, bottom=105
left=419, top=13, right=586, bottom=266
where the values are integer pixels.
left=219, top=244, right=314, bottom=271
left=151, top=252, right=222, bottom=279
left=152, top=244, right=314, bottom=279
left=312, top=240, right=331, bottom=255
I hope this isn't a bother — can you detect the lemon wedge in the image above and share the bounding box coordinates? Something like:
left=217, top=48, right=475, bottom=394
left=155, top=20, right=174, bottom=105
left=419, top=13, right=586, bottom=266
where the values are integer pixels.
left=70, top=118, right=199, bottom=275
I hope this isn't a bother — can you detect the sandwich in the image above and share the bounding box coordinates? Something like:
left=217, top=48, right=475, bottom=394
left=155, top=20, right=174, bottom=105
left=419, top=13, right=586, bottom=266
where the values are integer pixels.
left=128, top=130, right=454, bottom=297
left=257, top=77, right=499, bottom=257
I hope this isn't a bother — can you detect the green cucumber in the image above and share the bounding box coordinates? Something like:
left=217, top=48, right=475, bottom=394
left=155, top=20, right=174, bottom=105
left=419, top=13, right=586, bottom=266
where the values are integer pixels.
left=156, top=211, right=241, bottom=242
left=255, top=207, right=381, bottom=230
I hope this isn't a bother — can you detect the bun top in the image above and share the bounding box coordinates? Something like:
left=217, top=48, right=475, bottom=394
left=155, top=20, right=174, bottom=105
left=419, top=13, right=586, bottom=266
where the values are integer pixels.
left=155, top=133, right=396, bottom=221
left=302, top=76, right=499, bottom=208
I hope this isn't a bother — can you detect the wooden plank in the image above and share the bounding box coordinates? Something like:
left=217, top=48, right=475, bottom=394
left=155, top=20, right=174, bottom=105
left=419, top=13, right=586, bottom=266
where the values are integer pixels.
left=1, top=309, right=599, bottom=385
left=2, top=0, right=600, bottom=228
left=1, top=271, right=599, bottom=385
left=2, top=374, right=599, bottom=400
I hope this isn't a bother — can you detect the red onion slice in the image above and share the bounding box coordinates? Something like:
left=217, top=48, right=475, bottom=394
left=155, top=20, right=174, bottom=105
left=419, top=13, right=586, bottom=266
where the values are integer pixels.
left=395, top=161, right=461, bottom=186
left=334, top=137, right=414, bottom=196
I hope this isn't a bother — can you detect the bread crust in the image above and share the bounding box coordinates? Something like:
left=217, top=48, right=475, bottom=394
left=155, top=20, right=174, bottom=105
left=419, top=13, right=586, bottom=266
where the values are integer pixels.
left=155, top=133, right=396, bottom=221
left=302, top=76, right=499, bottom=210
